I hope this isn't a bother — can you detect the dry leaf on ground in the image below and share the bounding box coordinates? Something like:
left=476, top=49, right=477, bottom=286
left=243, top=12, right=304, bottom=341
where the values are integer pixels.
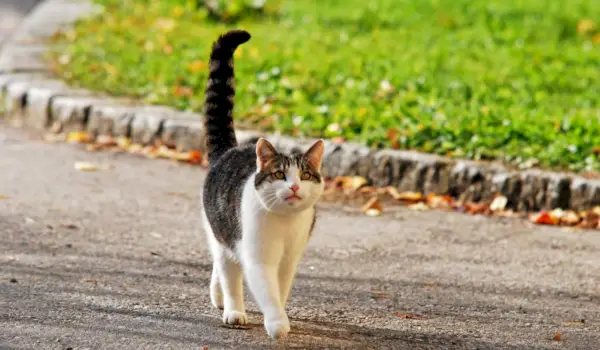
left=66, top=131, right=92, bottom=144
left=553, top=332, right=562, bottom=341
left=464, top=202, right=490, bottom=215
left=408, top=202, right=429, bottom=211
left=0, top=194, right=8, bottom=200
left=426, top=193, right=452, bottom=209
left=529, top=211, right=560, bottom=225
left=74, top=161, right=112, bottom=172
left=333, top=176, right=368, bottom=191
left=489, top=195, right=508, bottom=211
left=362, top=197, right=383, bottom=216
left=387, top=188, right=423, bottom=202
left=396, top=312, right=426, bottom=320
left=564, top=319, right=585, bottom=326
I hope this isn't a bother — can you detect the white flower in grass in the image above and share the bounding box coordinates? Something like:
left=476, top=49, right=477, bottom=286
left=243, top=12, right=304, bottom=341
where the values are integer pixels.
left=327, top=123, right=340, bottom=133
left=293, top=116, right=303, bottom=126
left=317, top=105, right=329, bottom=114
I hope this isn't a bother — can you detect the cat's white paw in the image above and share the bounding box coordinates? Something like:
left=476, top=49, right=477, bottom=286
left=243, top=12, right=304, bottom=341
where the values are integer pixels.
left=264, top=318, right=290, bottom=340
left=222, top=310, right=248, bottom=325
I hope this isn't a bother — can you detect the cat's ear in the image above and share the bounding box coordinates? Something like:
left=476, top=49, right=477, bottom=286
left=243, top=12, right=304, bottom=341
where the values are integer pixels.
left=305, top=139, right=325, bottom=171
left=256, top=138, right=277, bottom=170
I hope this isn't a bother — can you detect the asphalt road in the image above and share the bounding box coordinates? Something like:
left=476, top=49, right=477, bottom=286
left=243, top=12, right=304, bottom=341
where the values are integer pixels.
left=0, top=123, right=599, bottom=349
left=0, top=0, right=40, bottom=46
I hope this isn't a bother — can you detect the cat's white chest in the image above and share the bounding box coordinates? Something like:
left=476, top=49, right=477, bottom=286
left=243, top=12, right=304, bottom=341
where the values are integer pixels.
left=238, top=179, right=315, bottom=264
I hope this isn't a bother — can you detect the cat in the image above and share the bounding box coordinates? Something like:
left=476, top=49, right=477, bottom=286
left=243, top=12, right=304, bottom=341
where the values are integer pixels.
left=200, top=29, right=326, bottom=340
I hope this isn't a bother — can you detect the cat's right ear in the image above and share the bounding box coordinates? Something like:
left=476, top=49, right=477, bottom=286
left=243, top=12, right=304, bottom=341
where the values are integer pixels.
left=256, top=138, right=277, bottom=170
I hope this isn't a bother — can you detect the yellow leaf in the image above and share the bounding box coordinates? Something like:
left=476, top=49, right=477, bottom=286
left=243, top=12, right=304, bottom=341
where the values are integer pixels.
left=332, top=176, right=368, bottom=191
left=408, top=202, right=429, bottom=211
left=74, top=162, right=100, bottom=172
left=186, top=60, right=206, bottom=72
left=172, top=6, right=185, bottom=17
left=66, top=131, right=92, bottom=144
left=577, top=19, right=597, bottom=35
left=361, top=197, right=383, bottom=216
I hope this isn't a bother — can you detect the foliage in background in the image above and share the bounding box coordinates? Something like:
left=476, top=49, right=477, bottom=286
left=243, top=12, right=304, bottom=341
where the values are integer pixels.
left=50, top=0, right=600, bottom=172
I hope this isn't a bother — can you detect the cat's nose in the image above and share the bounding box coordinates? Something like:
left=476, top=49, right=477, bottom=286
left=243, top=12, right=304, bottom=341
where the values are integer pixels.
left=290, top=183, right=299, bottom=192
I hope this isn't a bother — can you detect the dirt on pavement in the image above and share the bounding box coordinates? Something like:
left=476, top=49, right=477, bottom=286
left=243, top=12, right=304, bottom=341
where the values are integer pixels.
left=0, top=123, right=599, bottom=349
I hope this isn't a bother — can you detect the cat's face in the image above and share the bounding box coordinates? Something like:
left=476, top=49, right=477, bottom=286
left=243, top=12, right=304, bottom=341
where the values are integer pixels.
left=254, top=138, right=325, bottom=214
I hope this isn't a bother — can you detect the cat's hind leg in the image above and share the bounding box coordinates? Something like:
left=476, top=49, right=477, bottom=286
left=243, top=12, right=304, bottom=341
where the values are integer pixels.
left=202, top=210, right=225, bottom=310
left=213, top=247, right=247, bottom=325
left=209, top=263, right=224, bottom=309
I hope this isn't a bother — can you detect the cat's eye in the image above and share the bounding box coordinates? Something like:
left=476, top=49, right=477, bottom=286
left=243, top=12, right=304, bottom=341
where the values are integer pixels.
left=273, top=171, right=286, bottom=180
left=300, top=171, right=312, bottom=180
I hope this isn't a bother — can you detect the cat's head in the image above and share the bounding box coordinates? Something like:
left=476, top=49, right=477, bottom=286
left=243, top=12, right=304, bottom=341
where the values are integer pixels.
left=254, top=138, right=325, bottom=214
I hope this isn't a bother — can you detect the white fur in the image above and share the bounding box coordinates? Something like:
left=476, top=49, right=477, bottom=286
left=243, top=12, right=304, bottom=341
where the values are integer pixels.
left=202, top=162, right=324, bottom=340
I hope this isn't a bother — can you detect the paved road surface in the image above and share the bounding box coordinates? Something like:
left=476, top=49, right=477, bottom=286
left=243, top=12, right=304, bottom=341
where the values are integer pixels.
left=1, top=123, right=599, bottom=349
left=0, top=0, right=40, bottom=46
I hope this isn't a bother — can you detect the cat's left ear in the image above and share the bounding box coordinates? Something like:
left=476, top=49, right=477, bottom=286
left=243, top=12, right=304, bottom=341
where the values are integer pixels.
left=305, top=139, right=325, bottom=171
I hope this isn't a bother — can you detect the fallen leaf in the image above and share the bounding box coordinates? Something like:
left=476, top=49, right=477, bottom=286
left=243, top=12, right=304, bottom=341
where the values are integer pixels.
left=577, top=19, right=597, bottom=35
left=529, top=211, right=559, bottom=225
left=0, top=194, right=8, bottom=200
left=150, top=251, right=161, bottom=256
left=564, top=319, right=585, bottom=326
left=426, top=194, right=452, bottom=209
left=362, top=197, right=383, bottom=216
left=186, top=60, right=206, bottom=72
left=386, top=128, right=400, bottom=149
left=66, top=131, right=92, bottom=144
left=371, top=289, right=391, bottom=300
left=365, top=208, right=382, bottom=217
left=489, top=195, right=508, bottom=211
left=74, top=161, right=110, bottom=172
left=553, top=331, right=561, bottom=341
left=464, top=202, right=489, bottom=215
left=577, top=211, right=599, bottom=229
left=96, top=134, right=117, bottom=146
left=83, top=278, right=98, bottom=285
left=396, top=312, right=426, bottom=320
left=60, top=223, right=78, bottom=230
left=333, top=176, right=368, bottom=191
left=560, top=211, right=581, bottom=226
left=388, top=189, right=423, bottom=202
left=408, top=202, right=429, bottom=211
left=116, top=136, right=132, bottom=148
left=174, top=85, right=193, bottom=97
left=423, top=281, right=441, bottom=287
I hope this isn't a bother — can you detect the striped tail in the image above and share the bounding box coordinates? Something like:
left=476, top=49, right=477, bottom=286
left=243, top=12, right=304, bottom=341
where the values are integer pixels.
left=203, top=29, right=251, bottom=165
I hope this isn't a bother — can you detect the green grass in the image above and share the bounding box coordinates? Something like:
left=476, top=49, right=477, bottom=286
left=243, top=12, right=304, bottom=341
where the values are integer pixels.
left=50, top=0, right=600, bottom=172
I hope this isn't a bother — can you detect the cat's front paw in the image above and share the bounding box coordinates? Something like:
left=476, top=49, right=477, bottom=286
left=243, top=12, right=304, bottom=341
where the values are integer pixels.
left=264, top=317, right=290, bottom=340
left=223, top=310, right=248, bottom=325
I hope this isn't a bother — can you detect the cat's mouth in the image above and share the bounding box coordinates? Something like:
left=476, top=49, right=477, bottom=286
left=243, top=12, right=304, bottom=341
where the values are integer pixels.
left=285, top=194, right=302, bottom=202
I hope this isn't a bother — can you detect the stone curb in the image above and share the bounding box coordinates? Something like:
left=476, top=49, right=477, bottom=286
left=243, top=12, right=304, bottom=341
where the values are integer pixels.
left=1, top=0, right=599, bottom=212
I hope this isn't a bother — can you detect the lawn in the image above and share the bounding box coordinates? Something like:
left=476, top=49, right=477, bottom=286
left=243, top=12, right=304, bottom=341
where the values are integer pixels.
left=50, top=0, right=600, bottom=172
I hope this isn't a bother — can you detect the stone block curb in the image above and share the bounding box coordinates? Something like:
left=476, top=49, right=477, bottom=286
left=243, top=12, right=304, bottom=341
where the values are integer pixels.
left=1, top=0, right=599, bottom=212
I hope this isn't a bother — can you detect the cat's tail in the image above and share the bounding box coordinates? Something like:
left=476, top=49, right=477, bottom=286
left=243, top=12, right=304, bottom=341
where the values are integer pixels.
left=203, top=29, right=251, bottom=165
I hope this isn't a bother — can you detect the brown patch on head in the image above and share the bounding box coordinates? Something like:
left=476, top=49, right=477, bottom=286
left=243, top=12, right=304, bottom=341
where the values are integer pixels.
left=256, top=138, right=277, bottom=171
left=254, top=142, right=325, bottom=189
